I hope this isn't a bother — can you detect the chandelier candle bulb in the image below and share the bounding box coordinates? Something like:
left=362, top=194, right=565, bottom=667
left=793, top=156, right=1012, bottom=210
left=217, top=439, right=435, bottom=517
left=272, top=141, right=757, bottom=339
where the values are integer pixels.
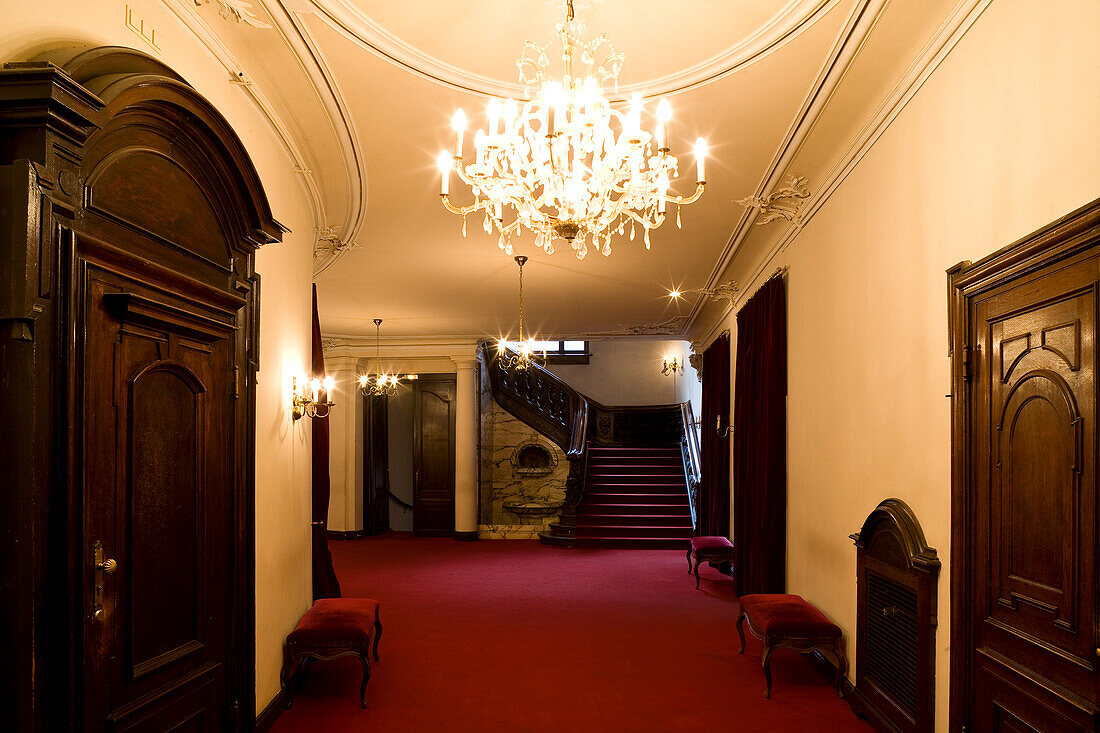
left=695, top=138, right=707, bottom=183
left=438, top=151, right=451, bottom=195
left=452, top=108, right=466, bottom=157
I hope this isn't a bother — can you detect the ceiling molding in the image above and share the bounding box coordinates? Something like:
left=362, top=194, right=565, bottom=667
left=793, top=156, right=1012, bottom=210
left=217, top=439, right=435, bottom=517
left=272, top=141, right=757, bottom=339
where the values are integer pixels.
left=684, top=0, right=887, bottom=337
left=691, top=0, right=994, bottom=349
left=163, top=0, right=327, bottom=229
left=257, top=0, right=370, bottom=277
left=303, top=0, right=838, bottom=100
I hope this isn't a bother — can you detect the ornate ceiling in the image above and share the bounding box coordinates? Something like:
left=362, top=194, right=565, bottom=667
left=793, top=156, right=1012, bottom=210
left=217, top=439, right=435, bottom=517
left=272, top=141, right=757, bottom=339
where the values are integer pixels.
left=174, top=0, right=983, bottom=342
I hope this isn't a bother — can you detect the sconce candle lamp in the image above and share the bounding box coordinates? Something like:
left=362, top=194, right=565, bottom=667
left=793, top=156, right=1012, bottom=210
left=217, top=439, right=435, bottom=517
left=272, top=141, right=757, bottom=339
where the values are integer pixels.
left=662, top=354, right=683, bottom=376
left=292, top=374, right=335, bottom=420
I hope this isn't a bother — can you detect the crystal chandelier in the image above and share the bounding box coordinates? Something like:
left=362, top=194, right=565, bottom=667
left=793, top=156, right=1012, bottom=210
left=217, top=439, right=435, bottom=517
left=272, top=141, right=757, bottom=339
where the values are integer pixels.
left=358, top=319, right=408, bottom=397
left=438, top=0, right=708, bottom=260
left=497, top=255, right=546, bottom=371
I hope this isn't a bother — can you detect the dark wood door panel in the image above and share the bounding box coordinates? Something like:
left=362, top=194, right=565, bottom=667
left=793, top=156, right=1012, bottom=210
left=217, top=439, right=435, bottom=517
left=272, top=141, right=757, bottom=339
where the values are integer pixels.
left=972, top=261, right=1097, bottom=699
left=952, top=203, right=1100, bottom=733
left=976, top=653, right=1099, bottom=733
left=413, top=378, right=456, bottom=536
left=83, top=269, right=235, bottom=728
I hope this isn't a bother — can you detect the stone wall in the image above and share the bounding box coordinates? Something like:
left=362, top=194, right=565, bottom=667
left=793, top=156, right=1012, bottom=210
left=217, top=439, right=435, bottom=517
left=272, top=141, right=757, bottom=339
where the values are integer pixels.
left=479, top=385, right=567, bottom=539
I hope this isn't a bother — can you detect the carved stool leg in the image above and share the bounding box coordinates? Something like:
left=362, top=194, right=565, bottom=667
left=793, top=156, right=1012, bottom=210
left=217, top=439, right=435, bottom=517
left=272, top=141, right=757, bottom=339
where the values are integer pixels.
left=833, top=640, right=848, bottom=698
left=373, top=614, right=382, bottom=661
left=693, top=555, right=702, bottom=589
left=761, top=644, right=774, bottom=699
left=736, top=611, right=747, bottom=653
left=686, top=548, right=693, bottom=574
left=359, top=654, right=372, bottom=709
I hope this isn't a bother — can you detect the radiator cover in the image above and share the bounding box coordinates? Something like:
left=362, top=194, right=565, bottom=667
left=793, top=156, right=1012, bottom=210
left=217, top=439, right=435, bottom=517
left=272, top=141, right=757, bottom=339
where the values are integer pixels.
left=851, top=499, right=939, bottom=733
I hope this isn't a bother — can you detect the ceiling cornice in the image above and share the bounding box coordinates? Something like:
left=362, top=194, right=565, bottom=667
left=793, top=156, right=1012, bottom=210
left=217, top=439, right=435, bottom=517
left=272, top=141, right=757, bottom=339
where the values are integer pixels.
left=303, top=0, right=837, bottom=100
left=257, top=0, right=370, bottom=277
left=690, top=0, right=995, bottom=349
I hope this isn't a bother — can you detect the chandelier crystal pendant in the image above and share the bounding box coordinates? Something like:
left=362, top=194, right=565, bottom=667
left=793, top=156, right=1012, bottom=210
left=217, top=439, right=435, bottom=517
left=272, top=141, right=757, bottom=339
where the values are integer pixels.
left=438, top=0, right=708, bottom=261
left=497, top=255, right=546, bottom=371
left=358, top=319, right=404, bottom=397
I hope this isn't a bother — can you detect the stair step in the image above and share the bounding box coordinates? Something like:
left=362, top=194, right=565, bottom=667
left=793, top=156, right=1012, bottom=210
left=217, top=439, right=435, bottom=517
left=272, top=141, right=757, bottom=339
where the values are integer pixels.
left=576, top=514, right=693, bottom=527
left=588, top=477, right=686, bottom=487
left=579, top=503, right=691, bottom=515
left=589, top=462, right=682, bottom=473
left=574, top=524, right=694, bottom=538
left=585, top=491, right=687, bottom=502
left=588, top=447, right=680, bottom=454
left=573, top=537, right=691, bottom=549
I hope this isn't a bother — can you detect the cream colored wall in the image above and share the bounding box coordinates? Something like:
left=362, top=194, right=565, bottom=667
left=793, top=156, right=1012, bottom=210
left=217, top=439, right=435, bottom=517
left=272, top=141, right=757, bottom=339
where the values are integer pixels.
left=546, top=338, right=695, bottom=406
left=726, top=1, right=1099, bottom=730
left=0, top=0, right=316, bottom=716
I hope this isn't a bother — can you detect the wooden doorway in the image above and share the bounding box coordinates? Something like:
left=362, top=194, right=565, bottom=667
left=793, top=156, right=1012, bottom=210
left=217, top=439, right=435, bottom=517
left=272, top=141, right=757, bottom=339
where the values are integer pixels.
left=949, top=199, right=1100, bottom=733
left=413, top=376, right=457, bottom=536
left=0, top=49, right=282, bottom=730
left=363, top=395, right=390, bottom=535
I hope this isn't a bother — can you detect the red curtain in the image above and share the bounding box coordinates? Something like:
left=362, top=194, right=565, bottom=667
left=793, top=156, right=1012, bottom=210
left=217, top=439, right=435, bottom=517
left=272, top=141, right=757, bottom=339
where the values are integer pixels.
left=312, top=285, right=342, bottom=600
left=698, top=333, right=731, bottom=537
left=732, top=274, right=787, bottom=596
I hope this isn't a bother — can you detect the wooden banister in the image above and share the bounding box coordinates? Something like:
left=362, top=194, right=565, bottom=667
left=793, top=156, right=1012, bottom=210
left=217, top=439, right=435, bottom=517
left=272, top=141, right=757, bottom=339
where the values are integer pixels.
left=680, top=402, right=702, bottom=531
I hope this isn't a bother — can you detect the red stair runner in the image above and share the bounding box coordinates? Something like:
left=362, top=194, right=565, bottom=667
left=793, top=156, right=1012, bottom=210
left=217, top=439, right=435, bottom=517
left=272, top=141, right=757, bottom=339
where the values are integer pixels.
left=575, top=446, right=693, bottom=549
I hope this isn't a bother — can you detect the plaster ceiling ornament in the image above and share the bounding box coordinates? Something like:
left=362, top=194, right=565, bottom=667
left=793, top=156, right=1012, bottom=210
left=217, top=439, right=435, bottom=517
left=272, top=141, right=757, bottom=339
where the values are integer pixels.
left=437, top=0, right=708, bottom=261
left=596, top=314, right=688, bottom=336
left=193, top=0, right=271, bottom=28
left=689, top=280, right=741, bottom=303
left=313, top=225, right=360, bottom=259
left=737, top=175, right=811, bottom=226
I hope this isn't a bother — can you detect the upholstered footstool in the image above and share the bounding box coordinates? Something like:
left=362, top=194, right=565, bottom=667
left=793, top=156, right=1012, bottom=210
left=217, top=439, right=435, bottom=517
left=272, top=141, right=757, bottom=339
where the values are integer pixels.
left=687, top=536, right=736, bottom=589
left=737, top=593, right=846, bottom=699
left=281, top=597, right=382, bottom=709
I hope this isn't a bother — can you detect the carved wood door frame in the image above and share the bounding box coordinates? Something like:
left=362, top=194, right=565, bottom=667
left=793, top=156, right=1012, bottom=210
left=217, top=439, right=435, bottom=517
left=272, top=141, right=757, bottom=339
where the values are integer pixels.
left=949, top=198, right=1100, bottom=732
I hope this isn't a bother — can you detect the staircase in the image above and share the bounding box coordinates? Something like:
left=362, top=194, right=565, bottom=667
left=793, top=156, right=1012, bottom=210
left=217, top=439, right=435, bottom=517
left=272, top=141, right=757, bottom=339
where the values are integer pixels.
left=575, top=445, right=693, bottom=548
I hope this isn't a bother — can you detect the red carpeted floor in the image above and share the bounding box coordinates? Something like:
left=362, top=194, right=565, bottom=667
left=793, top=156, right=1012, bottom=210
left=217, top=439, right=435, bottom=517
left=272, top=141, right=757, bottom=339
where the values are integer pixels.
left=270, top=533, right=872, bottom=732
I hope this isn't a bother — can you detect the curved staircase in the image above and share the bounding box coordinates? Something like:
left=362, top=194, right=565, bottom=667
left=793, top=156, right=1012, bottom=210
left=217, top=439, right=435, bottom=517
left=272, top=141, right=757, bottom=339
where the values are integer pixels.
left=480, top=343, right=701, bottom=549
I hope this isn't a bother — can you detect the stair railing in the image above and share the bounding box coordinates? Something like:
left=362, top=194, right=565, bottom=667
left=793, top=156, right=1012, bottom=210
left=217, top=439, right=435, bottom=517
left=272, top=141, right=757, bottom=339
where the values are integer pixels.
left=479, top=342, right=592, bottom=543
left=680, top=402, right=702, bottom=531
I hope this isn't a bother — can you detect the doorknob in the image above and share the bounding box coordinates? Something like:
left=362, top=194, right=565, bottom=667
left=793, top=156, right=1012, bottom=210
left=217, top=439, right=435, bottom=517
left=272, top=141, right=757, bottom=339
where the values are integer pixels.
left=92, top=541, right=118, bottom=622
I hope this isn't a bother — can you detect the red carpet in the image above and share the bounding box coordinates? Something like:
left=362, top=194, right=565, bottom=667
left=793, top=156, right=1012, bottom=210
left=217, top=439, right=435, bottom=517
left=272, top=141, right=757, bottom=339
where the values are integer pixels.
left=270, top=534, right=872, bottom=732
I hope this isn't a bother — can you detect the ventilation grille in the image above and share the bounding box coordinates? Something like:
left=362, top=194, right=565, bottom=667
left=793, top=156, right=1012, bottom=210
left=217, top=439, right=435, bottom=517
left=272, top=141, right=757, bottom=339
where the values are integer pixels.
left=865, top=570, right=919, bottom=716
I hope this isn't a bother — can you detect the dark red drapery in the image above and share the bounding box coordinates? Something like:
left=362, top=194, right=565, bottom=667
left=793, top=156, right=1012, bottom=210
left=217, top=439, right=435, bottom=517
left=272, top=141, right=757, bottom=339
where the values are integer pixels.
left=312, top=285, right=342, bottom=600
left=698, top=333, right=731, bottom=537
left=732, top=274, right=787, bottom=596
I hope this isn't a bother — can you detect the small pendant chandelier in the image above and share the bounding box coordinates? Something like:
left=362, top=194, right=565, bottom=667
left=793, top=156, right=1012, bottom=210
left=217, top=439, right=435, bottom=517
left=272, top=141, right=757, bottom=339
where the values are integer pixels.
left=497, top=255, right=545, bottom=371
left=358, top=319, right=404, bottom=397
left=438, top=0, right=708, bottom=261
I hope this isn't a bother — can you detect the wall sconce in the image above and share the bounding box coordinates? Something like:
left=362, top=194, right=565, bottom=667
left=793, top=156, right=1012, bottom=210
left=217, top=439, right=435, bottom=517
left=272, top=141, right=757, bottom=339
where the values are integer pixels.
left=662, top=354, right=683, bottom=376
left=292, top=375, right=335, bottom=420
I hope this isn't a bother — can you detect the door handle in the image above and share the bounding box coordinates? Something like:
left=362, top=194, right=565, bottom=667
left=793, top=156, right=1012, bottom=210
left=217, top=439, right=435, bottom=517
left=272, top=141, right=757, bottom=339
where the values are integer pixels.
left=92, top=540, right=118, bottom=622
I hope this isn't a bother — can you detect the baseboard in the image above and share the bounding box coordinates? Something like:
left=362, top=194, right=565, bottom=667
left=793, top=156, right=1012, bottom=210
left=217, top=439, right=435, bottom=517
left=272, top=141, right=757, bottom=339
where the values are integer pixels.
left=255, top=686, right=289, bottom=733
left=807, top=650, right=886, bottom=728
left=327, top=529, right=366, bottom=541
left=453, top=530, right=479, bottom=541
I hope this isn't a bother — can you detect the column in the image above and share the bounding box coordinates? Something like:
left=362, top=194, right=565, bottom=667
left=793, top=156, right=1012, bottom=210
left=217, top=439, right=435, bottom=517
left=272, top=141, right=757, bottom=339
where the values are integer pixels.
left=452, top=357, right=479, bottom=540
left=324, top=355, right=361, bottom=534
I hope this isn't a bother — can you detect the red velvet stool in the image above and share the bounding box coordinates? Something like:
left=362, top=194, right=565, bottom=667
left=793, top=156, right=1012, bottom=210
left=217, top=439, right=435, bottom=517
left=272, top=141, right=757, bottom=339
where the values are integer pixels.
left=687, top=536, right=735, bottom=589
left=281, top=597, right=382, bottom=709
left=737, top=593, right=846, bottom=699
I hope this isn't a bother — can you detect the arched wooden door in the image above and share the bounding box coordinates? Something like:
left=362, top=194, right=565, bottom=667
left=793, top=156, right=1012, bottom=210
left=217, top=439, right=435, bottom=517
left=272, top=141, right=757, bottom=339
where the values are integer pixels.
left=0, top=47, right=283, bottom=731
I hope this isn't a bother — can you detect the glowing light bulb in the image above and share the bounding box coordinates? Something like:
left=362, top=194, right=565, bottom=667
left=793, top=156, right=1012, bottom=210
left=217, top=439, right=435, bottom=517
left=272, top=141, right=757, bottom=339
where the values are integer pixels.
left=438, top=150, right=451, bottom=195
left=656, top=99, right=672, bottom=123
left=669, top=289, right=682, bottom=299
left=452, top=108, right=467, bottom=157
left=487, top=98, right=502, bottom=136
left=694, top=138, right=708, bottom=182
